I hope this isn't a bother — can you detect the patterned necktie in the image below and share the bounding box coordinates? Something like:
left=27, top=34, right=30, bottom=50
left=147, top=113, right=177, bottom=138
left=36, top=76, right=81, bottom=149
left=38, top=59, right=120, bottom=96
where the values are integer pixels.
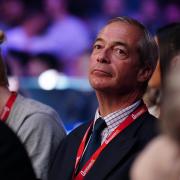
left=77, top=118, right=107, bottom=172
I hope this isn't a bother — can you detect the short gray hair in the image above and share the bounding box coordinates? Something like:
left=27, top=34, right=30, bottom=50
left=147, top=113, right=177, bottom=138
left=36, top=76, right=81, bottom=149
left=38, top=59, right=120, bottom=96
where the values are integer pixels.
left=108, top=16, right=159, bottom=71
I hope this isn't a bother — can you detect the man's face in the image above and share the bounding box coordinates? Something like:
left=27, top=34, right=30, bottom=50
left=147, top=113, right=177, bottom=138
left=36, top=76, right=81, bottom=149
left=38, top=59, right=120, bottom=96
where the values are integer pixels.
left=88, top=21, right=143, bottom=94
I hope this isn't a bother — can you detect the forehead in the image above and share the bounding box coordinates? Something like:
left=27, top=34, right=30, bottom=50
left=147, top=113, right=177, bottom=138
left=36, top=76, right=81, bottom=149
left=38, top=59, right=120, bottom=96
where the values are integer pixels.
left=97, top=21, right=142, bottom=45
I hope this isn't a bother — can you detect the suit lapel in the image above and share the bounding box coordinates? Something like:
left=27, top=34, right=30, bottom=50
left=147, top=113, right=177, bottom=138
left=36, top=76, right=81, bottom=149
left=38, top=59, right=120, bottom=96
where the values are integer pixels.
left=85, top=115, right=145, bottom=180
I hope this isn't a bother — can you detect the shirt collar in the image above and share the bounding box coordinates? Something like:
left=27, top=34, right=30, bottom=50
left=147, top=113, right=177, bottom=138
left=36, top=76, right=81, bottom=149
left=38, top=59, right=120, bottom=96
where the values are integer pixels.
left=94, top=100, right=141, bottom=132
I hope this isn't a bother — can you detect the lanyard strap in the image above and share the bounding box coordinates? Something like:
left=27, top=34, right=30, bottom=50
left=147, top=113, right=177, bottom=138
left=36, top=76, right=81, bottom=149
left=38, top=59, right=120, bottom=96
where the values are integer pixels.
left=73, top=102, right=148, bottom=180
left=0, top=92, right=17, bottom=122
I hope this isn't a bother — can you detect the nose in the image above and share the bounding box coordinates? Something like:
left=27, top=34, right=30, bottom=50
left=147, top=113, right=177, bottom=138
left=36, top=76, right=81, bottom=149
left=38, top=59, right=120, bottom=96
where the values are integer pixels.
left=97, top=49, right=110, bottom=64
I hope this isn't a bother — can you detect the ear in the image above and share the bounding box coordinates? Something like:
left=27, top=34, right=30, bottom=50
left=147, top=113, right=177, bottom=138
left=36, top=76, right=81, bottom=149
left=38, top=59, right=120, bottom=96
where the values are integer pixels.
left=137, top=65, right=153, bottom=83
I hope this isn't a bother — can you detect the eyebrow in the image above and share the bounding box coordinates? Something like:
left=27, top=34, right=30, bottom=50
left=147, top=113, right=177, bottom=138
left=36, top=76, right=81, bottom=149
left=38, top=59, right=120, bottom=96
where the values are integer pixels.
left=94, top=37, right=104, bottom=44
left=112, top=41, right=128, bottom=49
left=94, top=38, right=128, bottom=49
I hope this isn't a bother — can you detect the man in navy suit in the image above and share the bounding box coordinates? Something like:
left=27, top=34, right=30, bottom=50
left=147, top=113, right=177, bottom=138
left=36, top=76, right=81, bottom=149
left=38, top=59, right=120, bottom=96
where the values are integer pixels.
left=49, top=16, right=159, bottom=180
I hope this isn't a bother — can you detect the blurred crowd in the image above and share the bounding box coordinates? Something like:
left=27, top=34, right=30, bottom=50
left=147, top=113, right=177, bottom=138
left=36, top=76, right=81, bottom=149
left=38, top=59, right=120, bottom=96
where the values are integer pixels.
left=0, top=0, right=179, bottom=78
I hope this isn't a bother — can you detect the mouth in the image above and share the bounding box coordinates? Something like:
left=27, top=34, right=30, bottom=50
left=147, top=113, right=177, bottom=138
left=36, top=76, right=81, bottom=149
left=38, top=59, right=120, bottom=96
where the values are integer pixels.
left=92, top=69, right=112, bottom=77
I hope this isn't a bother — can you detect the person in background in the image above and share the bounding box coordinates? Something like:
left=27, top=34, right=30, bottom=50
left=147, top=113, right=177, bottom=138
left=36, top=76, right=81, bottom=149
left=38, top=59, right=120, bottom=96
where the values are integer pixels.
left=130, top=54, right=180, bottom=180
left=144, top=23, right=180, bottom=118
left=0, top=31, right=66, bottom=180
left=26, top=52, right=63, bottom=77
left=5, top=9, right=48, bottom=52
left=48, top=16, right=159, bottom=180
left=40, top=0, right=90, bottom=75
left=161, top=52, right=180, bottom=144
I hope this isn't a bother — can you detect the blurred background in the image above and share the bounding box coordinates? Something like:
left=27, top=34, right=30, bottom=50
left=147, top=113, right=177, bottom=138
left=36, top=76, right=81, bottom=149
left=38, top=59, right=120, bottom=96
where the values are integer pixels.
left=0, top=0, right=179, bottom=132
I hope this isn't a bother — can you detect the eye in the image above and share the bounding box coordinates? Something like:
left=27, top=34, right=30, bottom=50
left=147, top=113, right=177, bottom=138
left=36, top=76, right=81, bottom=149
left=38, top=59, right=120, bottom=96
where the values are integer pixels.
left=116, top=49, right=125, bottom=54
left=93, top=44, right=102, bottom=50
left=114, top=47, right=128, bottom=59
left=115, top=48, right=126, bottom=55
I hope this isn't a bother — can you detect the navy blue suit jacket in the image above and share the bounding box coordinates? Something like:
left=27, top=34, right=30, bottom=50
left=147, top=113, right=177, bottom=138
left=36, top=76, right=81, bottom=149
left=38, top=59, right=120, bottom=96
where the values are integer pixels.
left=49, top=111, right=159, bottom=180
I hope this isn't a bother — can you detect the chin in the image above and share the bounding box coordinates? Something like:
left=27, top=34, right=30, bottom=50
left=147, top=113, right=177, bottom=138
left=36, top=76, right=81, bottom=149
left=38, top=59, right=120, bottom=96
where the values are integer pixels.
left=90, top=81, right=110, bottom=91
left=89, top=74, right=114, bottom=89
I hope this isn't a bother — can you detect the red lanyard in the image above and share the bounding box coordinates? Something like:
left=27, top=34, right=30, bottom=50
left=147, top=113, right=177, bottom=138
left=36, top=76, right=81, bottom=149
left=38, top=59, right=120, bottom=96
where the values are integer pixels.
left=73, top=103, right=148, bottom=180
left=0, top=92, right=17, bottom=122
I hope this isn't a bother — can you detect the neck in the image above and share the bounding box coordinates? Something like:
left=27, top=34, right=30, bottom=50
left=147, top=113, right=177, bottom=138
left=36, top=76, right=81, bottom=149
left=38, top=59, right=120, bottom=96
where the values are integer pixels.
left=96, top=91, right=142, bottom=117
left=0, top=87, right=11, bottom=113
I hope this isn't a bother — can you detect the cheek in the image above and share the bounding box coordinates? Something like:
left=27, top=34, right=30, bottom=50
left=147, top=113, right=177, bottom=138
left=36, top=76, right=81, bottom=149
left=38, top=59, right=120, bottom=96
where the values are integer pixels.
left=90, top=53, right=96, bottom=62
left=115, top=64, right=136, bottom=80
left=88, top=55, right=96, bottom=68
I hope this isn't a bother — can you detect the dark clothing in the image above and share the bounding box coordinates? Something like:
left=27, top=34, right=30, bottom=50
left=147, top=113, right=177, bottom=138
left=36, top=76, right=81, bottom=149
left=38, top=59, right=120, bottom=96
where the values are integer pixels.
left=49, top=111, right=159, bottom=180
left=0, top=120, right=37, bottom=180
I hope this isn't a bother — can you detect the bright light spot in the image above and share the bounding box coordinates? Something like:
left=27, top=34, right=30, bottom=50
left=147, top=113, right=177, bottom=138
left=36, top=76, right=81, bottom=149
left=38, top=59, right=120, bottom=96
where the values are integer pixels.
left=38, top=70, right=69, bottom=90
left=38, top=69, right=59, bottom=90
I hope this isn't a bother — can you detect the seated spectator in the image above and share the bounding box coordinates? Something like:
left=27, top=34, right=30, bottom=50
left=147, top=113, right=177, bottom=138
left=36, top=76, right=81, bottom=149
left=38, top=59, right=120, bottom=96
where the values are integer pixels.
left=5, top=10, right=48, bottom=52
left=131, top=60, right=180, bottom=180
left=39, top=0, right=90, bottom=75
left=133, top=24, right=180, bottom=180
left=48, top=16, right=159, bottom=180
left=161, top=52, right=180, bottom=142
left=0, top=31, right=66, bottom=180
left=26, top=52, right=63, bottom=77
left=144, top=23, right=180, bottom=118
